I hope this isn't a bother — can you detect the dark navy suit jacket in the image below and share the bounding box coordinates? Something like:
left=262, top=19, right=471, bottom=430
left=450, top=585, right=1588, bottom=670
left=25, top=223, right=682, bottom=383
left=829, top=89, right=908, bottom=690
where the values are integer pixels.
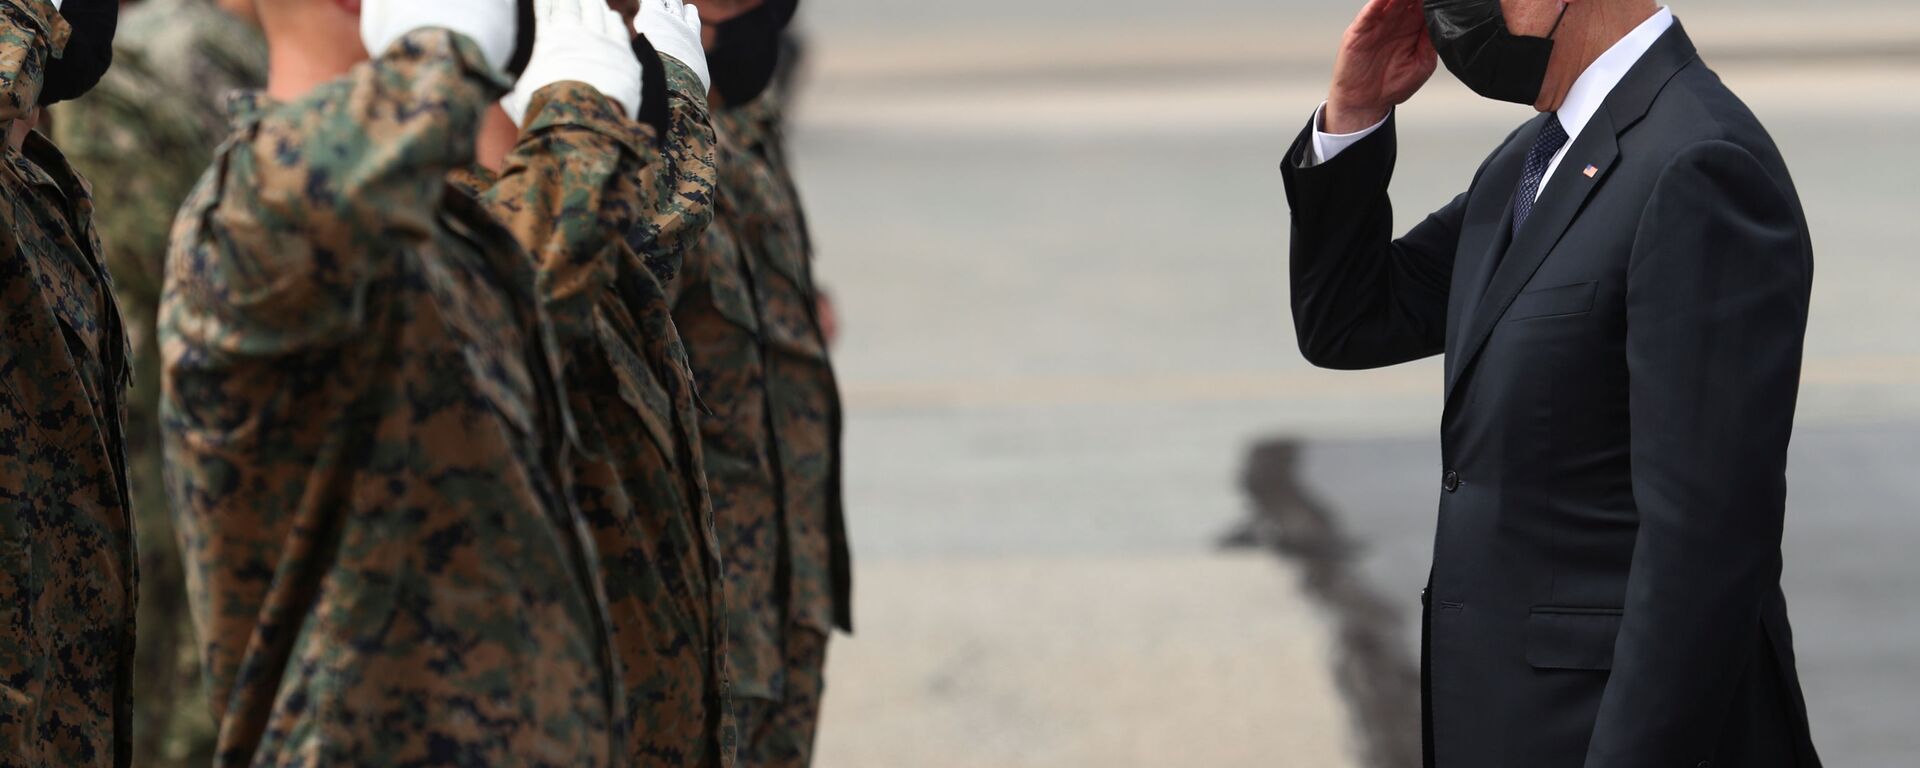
left=1283, top=22, right=1822, bottom=768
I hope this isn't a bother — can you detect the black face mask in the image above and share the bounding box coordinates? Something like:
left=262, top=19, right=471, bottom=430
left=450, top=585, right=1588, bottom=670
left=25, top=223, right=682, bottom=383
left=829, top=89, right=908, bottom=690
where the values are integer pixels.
left=41, top=0, right=119, bottom=106
left=506, top=0, right=537, bottom=79
left=709, top=0, right=799, bottom=105
left=1424, top=0, right=1567, bottom=106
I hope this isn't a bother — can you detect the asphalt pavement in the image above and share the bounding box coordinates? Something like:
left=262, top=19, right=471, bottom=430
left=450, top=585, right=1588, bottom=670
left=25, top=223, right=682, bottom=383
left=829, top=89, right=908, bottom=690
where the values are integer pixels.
left=786, top=1, right=1920, bottom=764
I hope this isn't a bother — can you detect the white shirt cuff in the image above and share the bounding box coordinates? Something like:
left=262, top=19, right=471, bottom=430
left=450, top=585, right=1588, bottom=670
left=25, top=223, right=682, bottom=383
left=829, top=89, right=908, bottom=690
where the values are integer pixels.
left=1307, top=103, right=1389, bottom=166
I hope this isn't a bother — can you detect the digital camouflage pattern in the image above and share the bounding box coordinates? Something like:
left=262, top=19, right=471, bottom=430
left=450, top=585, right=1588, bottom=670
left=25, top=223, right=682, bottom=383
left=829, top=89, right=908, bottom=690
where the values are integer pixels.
left=159, top=29, right=622, bottom=767
left=668, top=83, right=849, bottom=762
left=451, top=53, right=739, bottom=767
left=49, top=2, right=265, bottom=762
left=734, top=627, right=826, bottom=768
left=0, top=0, right=135, bottom=765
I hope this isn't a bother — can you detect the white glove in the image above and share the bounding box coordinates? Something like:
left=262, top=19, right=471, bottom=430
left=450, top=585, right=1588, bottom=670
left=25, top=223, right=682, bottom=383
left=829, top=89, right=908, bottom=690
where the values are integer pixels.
left=633, top=0, right=710, bottom=94
left=501, top=0, right=644, bottom=126
left=359, top=0, right=518, bottom=75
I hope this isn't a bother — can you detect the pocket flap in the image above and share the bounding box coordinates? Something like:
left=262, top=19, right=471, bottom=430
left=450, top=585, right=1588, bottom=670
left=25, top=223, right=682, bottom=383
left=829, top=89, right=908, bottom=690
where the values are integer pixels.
left=1526, top=607, right=1623, bottom=671
left=1508, top=281, right=1598, bottom=322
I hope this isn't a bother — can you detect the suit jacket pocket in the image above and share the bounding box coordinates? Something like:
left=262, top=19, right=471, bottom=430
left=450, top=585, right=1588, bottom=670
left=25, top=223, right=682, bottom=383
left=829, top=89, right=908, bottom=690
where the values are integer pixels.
left=1526, top=607, right=1623, bottom=670
left=1507, top=281, right=1598, bottom=322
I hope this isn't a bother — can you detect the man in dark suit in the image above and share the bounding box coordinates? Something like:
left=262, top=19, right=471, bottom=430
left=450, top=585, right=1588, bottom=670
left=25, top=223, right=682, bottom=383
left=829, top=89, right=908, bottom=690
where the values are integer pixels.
left=1283, top=0, right=1822, bottom=766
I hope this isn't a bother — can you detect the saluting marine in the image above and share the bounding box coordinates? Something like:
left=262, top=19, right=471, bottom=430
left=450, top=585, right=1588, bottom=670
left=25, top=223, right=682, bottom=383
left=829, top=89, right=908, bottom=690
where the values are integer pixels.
left=670, top=1, right=851, bottom=765
left=452, top=0, right=740, bottom=763
left=0, top=0, right=135, bottom=765
left=160, top=0, right=624, bottom=763
left=50, top=0, right=266, bottom=760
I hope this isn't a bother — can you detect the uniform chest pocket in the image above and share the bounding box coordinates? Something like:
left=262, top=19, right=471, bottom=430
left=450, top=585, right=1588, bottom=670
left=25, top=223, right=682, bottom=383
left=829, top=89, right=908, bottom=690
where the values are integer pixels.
left=1507, top=281, right=1598, bottom=322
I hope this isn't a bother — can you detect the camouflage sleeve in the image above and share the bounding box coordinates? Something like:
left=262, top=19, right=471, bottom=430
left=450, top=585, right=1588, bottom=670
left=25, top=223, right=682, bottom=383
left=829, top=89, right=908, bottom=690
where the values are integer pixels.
left=177, top=29, right=508, bottom=357
left=475, top=81, right=652, bottom=341
left=0, top=0, right=69, bottom=121
left=627, top=54, right=718, bottom=305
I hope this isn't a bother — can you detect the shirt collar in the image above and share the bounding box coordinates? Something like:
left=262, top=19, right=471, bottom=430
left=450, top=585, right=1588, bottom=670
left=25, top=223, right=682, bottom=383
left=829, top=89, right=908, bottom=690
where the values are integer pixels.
left=1556, top=7, right=1675, bottom=141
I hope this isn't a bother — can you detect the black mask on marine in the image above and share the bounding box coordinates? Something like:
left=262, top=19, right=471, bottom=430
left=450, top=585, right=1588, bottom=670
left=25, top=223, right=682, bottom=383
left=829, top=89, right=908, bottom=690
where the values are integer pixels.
left=1424, top=0, right=1568, bottom=106
left=506, top=0, right=537, bottom=78
left=40, top=0, right=118, bottom=105
left=709, top=0, right=799, bottom=105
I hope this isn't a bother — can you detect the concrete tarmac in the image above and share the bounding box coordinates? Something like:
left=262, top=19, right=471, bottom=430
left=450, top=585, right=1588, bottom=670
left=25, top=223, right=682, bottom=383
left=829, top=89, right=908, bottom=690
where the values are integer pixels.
left=787, top=0, right=1920, bottom=764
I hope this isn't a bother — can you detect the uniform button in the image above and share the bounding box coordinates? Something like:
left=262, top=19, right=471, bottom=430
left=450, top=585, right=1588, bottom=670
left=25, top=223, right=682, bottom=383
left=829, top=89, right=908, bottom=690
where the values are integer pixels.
left=1443, top=471, right=1461, bottom=493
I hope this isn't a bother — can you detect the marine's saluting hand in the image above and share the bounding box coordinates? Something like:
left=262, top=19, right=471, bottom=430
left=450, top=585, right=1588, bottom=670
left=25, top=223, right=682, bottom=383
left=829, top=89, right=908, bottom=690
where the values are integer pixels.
left=359, top=0, right=521, bottom=76
left=503, top=0, right=646, bottom=124
left=635, top=0, right=711, bottom=94
left=1326, top=0, right=1438, bottom=134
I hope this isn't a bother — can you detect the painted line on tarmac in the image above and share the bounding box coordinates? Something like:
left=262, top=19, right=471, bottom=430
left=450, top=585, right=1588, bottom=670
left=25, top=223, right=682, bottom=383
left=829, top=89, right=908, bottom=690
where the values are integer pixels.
left=841, top=354, right=1920, bottom=411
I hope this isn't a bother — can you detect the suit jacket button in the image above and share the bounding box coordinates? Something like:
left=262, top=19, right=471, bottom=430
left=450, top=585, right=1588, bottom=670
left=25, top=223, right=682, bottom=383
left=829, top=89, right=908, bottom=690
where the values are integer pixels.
left=1443, top=471, right=1461, bottom=493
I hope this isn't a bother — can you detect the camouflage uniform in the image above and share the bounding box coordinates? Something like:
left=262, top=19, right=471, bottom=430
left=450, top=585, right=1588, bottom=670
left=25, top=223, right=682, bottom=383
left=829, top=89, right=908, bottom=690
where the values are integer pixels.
left=451, top=53, right=739, bottom=767
left=49, top=2, right=265, bottom=762
left=160, top=29, right=622, bottom=766
left=669, top=85, right=849, bottom=767
left=0, top=0, right=135, bottom=765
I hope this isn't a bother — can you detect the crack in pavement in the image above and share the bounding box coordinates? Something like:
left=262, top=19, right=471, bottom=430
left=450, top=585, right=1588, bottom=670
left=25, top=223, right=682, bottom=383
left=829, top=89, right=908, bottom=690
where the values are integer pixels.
left=1227, top=439, right=1422, bottom=768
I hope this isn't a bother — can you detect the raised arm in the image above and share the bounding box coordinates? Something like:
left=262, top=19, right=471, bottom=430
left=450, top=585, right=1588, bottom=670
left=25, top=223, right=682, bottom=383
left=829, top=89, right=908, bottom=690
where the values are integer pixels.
left=626, top=0, right=718, bottom=300
left=1282, top=115, right=1470, bottom=370
left=1279, top=0, right=1458, bottom=370
left=1584, top=139, right=1813, bottom=767
left=477, top=0, right=656, bottom=340
left=176, top=28, right=509, bottom=356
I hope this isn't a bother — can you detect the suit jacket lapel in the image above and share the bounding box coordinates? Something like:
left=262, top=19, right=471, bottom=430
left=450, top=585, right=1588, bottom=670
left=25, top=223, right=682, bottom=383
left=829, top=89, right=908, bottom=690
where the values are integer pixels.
left=1442, top=21, right=1701, bottom=412
left=1445, top=125, right=1533, bottom=395
left=1450, top=114, right=1620, bottom=392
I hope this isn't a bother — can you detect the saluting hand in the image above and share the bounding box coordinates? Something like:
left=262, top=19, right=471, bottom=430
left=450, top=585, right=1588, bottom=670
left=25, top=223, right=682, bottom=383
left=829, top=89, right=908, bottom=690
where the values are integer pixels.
left=502, top=0, right=646, bottom=125
left=359, top=0, right=520, bottom=77
left=1326, top=0, right=1437, bottom=134
left=633, top=0, right=711, bottom=94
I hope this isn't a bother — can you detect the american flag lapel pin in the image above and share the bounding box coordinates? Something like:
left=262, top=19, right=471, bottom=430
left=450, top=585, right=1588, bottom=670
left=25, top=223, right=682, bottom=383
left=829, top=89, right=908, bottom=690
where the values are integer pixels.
left=1583, top=164, right=1600, bottom=178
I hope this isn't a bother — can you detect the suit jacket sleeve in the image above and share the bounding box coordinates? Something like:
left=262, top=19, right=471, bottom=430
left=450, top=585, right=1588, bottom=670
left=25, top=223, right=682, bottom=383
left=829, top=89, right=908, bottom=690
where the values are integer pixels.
left=1282, top=113, right=1464, bottom=370
left=1585, top=140, right=1812, bottom=767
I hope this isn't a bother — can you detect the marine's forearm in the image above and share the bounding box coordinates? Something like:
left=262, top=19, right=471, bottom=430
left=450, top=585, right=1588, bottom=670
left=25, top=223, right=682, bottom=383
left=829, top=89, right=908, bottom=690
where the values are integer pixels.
left=623, top=57, right=719, bottom=291
left=237, top=28, right=507, bottom=255
left=480, top=81, right=652, bottom=339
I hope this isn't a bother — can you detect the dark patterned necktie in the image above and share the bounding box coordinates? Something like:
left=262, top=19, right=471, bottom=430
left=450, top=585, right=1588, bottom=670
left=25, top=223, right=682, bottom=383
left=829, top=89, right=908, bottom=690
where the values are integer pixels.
left=1512, top=114, right=1570, bottom=238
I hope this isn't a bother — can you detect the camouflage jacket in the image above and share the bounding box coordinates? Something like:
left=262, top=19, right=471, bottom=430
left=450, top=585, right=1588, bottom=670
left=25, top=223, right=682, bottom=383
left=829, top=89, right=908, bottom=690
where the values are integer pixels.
left=451, top=54, right=737, bottom=767
left=669, top=91, right=849, bottom=703
left=0, top=1, right=135, bottom=766
left=160, top=30, right=621, bottom=766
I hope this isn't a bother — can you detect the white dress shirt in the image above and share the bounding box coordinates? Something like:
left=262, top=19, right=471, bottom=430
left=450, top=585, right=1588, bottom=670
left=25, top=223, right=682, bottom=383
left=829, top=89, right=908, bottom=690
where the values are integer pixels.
left=1308, top=8, right=1675, bottom=203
